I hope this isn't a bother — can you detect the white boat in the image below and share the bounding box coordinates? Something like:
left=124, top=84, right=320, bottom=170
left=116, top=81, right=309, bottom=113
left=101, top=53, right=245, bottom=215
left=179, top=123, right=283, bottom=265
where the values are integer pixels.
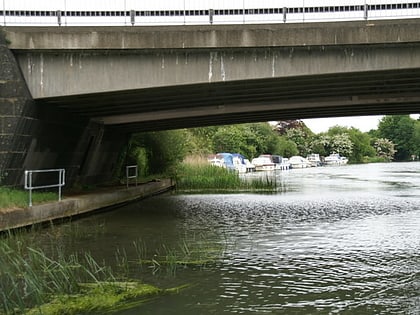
left=324, top=153, right=348, bottom=165
left=272, top=155, right=290, bottom=170
left=251, top=157, right=275, bottom=171
left=232, top=153, right=255, bottom=173
left=289, top=156, right=311, bottom=169
left=307, top=153, right=322, bottom=167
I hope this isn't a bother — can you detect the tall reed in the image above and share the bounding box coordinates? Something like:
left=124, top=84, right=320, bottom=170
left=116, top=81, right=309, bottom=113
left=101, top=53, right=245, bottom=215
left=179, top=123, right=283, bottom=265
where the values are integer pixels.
left=0, top=231, right=115, bottom=314
left=175, top=164, right=277, bottom=192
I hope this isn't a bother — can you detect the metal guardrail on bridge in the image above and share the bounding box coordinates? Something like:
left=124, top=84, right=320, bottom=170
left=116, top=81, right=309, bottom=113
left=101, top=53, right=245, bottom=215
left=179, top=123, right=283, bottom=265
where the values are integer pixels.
left=1, top=1, right=420, bottom=26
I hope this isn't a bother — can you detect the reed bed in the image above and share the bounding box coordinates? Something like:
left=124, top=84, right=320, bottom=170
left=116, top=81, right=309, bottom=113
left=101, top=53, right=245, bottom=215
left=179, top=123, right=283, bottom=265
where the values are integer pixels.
left=175, top=164, right=277, bottom=192
left=0, top=237, right=115, bottom=314
left=0, top=228, right=167, bottom=315
left=0, top=225, right=214, bottom=314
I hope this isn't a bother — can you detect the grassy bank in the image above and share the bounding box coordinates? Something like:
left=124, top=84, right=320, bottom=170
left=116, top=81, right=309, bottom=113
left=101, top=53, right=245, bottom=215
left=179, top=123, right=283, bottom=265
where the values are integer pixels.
left=0, top=187, right=57, bottom=209
left=175, top=163, right=277, bottom=192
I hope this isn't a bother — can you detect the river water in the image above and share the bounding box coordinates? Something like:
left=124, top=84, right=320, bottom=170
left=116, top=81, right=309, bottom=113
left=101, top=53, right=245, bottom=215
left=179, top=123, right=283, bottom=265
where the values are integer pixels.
left=54, top=162, right=420, bottom=314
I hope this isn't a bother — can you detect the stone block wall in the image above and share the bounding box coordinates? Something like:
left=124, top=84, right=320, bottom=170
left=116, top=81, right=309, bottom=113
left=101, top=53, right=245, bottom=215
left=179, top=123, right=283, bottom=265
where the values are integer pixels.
left=1, top=29, right=128, bottom=188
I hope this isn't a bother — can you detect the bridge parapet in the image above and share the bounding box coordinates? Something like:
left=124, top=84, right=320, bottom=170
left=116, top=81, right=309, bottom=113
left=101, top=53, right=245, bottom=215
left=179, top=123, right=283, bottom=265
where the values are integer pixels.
left=4, top=19, right=420, bottom=50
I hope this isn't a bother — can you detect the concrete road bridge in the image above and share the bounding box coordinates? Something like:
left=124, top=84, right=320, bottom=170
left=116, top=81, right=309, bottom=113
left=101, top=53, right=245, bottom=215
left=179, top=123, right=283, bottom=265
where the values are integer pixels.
left=1, top=19, right=420, bottom=186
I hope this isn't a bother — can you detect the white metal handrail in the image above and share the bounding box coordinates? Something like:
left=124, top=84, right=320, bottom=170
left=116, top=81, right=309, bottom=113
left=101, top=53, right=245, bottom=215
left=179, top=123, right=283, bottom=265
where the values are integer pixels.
left=126, top=165, right=138, bottom=188
left=24, top=168, right=65, bottom=207
left=1, top=2, right=420, bottom=26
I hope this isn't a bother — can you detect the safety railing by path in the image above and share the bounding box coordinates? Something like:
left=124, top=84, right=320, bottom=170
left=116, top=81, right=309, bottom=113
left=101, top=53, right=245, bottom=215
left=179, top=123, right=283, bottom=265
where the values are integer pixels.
left=126, top=165, right=138, bottom=189
left=1, top=1, right=420, bottom=26
left=24, top=168, right=65, bottom=207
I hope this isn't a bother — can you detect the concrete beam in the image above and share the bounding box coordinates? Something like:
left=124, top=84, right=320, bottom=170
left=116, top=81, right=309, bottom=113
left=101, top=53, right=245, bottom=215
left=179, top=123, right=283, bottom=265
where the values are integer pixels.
left=4, top=19, right=420, bottom=50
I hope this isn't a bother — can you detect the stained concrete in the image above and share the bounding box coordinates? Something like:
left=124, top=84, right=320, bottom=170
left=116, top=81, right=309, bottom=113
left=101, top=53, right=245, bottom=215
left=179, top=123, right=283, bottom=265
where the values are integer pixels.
left=0, top=178, right=174, bottom=232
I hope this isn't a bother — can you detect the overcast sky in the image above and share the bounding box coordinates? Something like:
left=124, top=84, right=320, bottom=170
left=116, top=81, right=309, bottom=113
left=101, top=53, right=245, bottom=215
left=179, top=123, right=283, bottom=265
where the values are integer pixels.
left=302, top=114, right=419, bottom=133
left=302, top=115, right=383, bottom=133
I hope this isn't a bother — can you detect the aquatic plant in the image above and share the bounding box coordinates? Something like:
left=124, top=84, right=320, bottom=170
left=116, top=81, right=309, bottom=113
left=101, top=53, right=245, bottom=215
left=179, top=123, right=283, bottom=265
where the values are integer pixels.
left=0, top=230, right=185, bottom=315
left=175, top=164, right=277, bottom=192
left=24, top=281, right=163, bottom=315
left=131, top=236, right=225, bottom=275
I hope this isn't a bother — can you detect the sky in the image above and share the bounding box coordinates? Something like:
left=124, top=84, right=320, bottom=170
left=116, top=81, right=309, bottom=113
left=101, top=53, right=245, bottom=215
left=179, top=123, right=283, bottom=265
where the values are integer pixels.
left=302, top=114, right=419, bottom=134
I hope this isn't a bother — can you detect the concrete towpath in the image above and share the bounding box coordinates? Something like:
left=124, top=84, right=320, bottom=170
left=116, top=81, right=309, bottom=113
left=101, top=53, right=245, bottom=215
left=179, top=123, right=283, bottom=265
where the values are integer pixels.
left=0, top=179, right=174, bottom=232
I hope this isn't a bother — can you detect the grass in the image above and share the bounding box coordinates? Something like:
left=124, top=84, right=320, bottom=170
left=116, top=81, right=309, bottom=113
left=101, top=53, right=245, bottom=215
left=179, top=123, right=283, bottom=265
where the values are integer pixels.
left=175, top=163, right=277, bottom=192
left=0, top=187, right=57, bottom=209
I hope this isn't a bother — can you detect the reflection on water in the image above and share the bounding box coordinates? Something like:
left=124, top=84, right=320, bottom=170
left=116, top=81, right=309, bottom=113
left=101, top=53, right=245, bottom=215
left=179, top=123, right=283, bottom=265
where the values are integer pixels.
left=51, top=163, right=420, bottom=314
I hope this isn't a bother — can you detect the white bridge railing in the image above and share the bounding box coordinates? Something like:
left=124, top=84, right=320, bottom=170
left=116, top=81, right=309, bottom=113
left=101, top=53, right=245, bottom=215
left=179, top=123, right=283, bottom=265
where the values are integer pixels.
left=24, top=168, right=65, bottom=207
left=1, top=1, right=420, bottom=26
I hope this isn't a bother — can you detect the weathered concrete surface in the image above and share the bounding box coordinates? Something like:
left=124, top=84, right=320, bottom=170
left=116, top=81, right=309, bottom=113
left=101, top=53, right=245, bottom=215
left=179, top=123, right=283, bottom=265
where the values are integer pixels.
left=4, top=19, right=420, bottom=98
left=13, top=45, right=420, bottom=98
left=1, top=30, right=129, bottom=187
left=4, top=19, right=420, bottom=50
left=0, top=179, right=174, bottom=231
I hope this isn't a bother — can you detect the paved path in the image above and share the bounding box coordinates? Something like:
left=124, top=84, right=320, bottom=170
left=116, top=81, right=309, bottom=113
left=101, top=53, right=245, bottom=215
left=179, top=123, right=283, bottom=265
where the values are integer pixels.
left=0, top=179, right=174, bottom=231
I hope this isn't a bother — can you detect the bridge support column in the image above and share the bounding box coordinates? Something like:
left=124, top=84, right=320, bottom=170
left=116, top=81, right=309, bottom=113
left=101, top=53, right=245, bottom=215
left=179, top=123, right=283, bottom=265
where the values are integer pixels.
left=0, top=30, right=128, bottom=187
left=0, top=31, right=36, bottom=186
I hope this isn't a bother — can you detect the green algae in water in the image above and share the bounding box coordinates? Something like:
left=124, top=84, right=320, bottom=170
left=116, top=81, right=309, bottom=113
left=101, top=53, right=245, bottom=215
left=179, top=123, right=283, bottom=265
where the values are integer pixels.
left=25, top=281, right=183, bottom=315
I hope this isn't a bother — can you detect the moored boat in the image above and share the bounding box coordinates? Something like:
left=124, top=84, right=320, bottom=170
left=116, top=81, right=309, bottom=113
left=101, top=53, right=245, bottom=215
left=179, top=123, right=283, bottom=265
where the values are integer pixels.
left=289, top=156, right=311, bottom=169
left=324, top=153, right=348, bottom=165
left=251, top=156, right=275, bottom=171
left=307, top=153, right=322, bottom=167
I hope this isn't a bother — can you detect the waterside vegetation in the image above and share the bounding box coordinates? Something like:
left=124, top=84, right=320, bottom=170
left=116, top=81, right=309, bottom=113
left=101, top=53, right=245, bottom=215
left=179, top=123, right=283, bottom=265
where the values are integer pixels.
left=123, top=115, right=419, bottom=183
left=0, top=187, right=57, bottom=209
left=176, top=163, right=277, bottom=192
left=0, top=224, right=222, bottom=314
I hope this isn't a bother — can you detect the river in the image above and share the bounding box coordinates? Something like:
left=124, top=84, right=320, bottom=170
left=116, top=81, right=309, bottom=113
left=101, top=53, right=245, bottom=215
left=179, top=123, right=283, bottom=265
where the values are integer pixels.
left=47, top=162, right=420, bottom=314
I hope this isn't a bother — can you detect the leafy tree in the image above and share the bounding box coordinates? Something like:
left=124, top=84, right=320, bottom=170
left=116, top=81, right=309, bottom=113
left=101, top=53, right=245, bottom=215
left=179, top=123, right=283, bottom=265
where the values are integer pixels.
left=377, top=115, right=417, bottom=161
left=374, top=138, right=396, bottom=161
left=309, top=135, right=330, bottom=156
left=129, top=130, right=187, bottom=176
left=346, top=128, right=375, bottom=163
left=329, top=133, right=353, bottom=157
left=211, top=123, right=284, bottom=159
left=187, top=126, right=219, bottom=154
left=212, top=125, right=247, bottom=154
left=276, top=136, right=299, bottom=157
left=412, top=120, right=420, bottom=159
left=286, top=128, right=311, bottom=156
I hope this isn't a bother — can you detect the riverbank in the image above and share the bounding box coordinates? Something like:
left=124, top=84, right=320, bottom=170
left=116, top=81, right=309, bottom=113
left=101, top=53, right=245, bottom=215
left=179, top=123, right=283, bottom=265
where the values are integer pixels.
left=0, top=179, right=174, bottom=232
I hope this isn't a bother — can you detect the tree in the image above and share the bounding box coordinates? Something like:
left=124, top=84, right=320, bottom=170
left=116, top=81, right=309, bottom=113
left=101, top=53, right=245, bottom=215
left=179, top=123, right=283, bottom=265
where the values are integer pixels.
left=346, top=128, right=375, bottom=163
left=129, top=130, right=187, bottom=176
left=374, top=138, right=396, bottom=161
left=377, top=115, right=417, bottom=161
left=285, top=128, right=311, bottom=156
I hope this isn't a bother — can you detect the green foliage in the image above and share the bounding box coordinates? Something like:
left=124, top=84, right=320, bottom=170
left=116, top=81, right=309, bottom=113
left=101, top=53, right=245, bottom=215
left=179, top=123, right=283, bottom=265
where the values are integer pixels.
left=374, top=138, right=397, bottom=161
left=0, top=225, right=186, bottom=314
left=122, top=116, right=418, bottom=180
left=0, top=187, right=57, bottom=209
left=275, top=136, right=299, bottom=157
left=309, top=132, right=353, bottom=160
left=210, top=123, right=285, bottom=159
left=25, top=282, right=162, bottom=315
left=128, top=130, right=188, bottom=177
left=346, top=128, right=376, bottom=162
left=285, top=128, right=311, bottom=156
left=176, top=164, right=276, bottom=192
left=377, top=115, right=418, bottom=161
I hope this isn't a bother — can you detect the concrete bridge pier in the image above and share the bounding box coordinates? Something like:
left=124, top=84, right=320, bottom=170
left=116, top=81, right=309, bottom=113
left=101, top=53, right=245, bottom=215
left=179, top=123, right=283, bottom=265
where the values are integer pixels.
left=0, top=31, right=126, bottom=187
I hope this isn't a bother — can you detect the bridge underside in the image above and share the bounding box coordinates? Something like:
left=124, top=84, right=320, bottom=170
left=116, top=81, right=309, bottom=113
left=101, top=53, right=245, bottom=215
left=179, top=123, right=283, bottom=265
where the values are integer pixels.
left=37, top=67, right=420, bottom=133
